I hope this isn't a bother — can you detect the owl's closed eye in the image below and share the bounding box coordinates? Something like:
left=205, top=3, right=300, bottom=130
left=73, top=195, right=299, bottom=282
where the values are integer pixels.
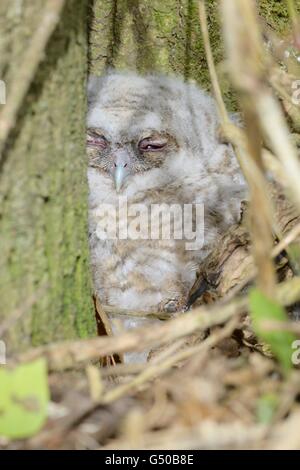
left=87, top=129, right=178, bottom=192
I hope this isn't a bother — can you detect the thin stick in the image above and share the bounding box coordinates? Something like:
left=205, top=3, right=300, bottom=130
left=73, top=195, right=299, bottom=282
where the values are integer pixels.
left=0, top=0, right=66, bottom=161
left=103, top=305, right=171, bottom=320
left=102, top=421, right=268, bottom=450
left=225, top=221, right=300, bottom=301
left=221, top=0, right=300, bottom=212
left=20, top=298, right=245, bottom=370
left=221, top=0, right=277, bottom=296
left=101, top=362, right=144, bottom=377
left=257, top=93, right=300, bottom=211
left=261, top=320, right=300, bottom=335
left=198, top=1, right=289, bottom=195
left=102, top=339, right=188, bottom=376
left=272, top=223, right=300, bottom=257
left=198, top=1, right=229, bottom=123
left=19, top=277, right=300, bottom=371
left=101, top=317, right=239, bottom=404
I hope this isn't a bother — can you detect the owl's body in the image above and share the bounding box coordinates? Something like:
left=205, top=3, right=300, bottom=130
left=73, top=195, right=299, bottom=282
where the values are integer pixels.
left=87, top=72, right=246, bottom=360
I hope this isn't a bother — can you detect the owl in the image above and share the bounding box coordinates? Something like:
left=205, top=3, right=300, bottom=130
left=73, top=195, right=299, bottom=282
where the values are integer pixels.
left=87, top=71, right=247, bottom=362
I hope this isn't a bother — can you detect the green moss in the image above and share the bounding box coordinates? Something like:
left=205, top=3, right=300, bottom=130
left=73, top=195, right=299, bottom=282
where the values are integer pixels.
left=0, top=0, right=96, bottom=352
left=89, top=0, right=232, bottom=106
left=89, top=0, right=298, bottom=110
left=258, top=0, right=290, bottom=33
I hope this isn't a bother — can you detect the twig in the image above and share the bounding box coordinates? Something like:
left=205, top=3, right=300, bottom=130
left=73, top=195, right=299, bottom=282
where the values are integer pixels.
left=221, top=0, right=278, bottom=296
left=225, top=222, right=300, bottom=301
left=20, top=299, right=245, bottom=370
left=272, top=222, right=300, bottom=257
left=198, top=1, right=292, bottom=197
left=101, top=317, right=239, bottom=404
left=221, top=0, right=300, bottom=279
left=102, top=339, right=188, bottom=376
left=261, top=320, right=300, bottom=335
left=18, top=276, right=300, bottom=371
left=0, top=0, right=66, bottom=161
left=221, top=122, right=286, bottom=187
left=102, top=420, right=268, bottom=450
left=102, top=305, right=172, bottom=320
left=221, top=0, right=300, bottom=212
left=101, top=362, right=145, bottom=377
left=198, top=1, right=229, bottom=123
left=258, top=94, right=300, bottom=211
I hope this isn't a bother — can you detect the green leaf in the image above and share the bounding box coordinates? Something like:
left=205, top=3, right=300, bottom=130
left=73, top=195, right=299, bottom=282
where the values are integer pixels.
left=0, top=358, right=49, bottom=439
left=249, top=288, right=296, bottom=372
left=256, top=393, right=278, bottom=424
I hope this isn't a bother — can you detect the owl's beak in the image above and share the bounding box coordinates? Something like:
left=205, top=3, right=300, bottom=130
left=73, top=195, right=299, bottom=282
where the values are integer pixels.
left=114, top=165, right=127, bottom=192
left=112, top=151, right=131, bottom=192
left=113, top=164, right=131, bottom=193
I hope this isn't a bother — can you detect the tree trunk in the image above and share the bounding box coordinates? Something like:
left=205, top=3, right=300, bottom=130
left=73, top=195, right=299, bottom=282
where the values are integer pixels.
left=0, top=0, right=96, bottom=352
left=89, top=0, right=294, bottom=109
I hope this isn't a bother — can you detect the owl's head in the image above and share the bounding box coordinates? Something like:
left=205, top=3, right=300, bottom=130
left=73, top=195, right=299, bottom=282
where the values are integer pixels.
left=87, top=71, right=218, bottom=192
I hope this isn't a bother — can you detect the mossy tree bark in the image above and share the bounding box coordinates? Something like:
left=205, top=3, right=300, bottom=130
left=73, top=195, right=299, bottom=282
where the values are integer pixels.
left=89, top=0, right=295, bottom=109
left=0, top=0, right=96, bottom=353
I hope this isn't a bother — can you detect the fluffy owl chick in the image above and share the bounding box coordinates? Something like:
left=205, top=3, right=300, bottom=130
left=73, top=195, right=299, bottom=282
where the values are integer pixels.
left=87, top=71, right=247, bottom=361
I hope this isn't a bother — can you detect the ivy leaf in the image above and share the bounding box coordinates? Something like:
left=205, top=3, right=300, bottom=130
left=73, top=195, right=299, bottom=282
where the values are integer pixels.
left=0, top=358, right=49, bottom=439
left=249, top=288, right=296, bottom=373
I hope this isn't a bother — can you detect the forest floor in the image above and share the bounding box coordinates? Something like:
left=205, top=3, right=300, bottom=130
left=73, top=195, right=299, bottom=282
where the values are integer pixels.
left=2, top=291, right=300, bottom=450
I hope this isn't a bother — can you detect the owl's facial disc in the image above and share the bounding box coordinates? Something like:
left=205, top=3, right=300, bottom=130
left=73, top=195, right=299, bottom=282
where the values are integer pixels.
left=87, top=128, right=177, bottom=192
left=112, top=137, right=169, bottom=191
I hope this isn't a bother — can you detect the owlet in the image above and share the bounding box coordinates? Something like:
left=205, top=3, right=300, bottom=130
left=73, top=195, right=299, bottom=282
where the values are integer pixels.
left=87, top=71, right=246, bottom=361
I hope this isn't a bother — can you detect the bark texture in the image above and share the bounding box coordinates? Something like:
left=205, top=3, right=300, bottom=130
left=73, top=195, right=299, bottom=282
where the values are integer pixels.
left=89, top=0, right=293, bottom=109
left=0, top=0, right=96, bottom=352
